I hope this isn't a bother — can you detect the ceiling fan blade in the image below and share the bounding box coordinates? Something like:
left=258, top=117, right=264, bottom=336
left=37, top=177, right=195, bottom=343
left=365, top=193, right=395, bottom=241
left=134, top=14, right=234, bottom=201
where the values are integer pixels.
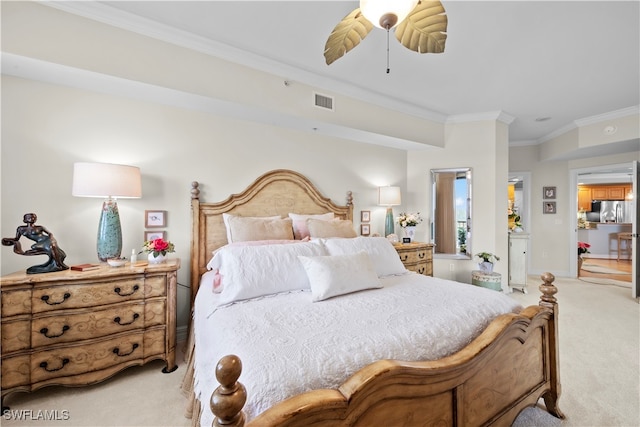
left=395, top=0, right=448, bottom=54
left=324, top=8, right=374, bottom=65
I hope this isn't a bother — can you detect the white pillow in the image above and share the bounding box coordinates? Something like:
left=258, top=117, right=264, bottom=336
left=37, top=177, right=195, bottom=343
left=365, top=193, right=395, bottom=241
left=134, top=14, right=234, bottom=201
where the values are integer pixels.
left=210, top=241, right=328, bottom=305
left=222, top=213, right=292, bottom=243
left=307, top=218, right=357, bottom=238
left=298, top=252, right=382, bottom=302
left=323, top=236, right=407, bottom=277
left=288, top=212, right=334, bottom=240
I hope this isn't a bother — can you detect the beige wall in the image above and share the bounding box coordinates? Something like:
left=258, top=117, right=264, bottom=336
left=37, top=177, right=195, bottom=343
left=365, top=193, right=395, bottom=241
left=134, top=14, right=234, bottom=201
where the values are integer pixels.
left=1, top=74, right=409, bottom=332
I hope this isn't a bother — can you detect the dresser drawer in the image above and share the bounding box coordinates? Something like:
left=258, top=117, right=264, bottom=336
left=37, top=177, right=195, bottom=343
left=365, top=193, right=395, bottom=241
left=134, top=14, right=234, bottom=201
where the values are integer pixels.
left=144, top=275, right=166, bottom=298
left=397, top=248, right=430, bottom=264
left=1, top=317, right=31, bottom=353
left=405, top=262, right=429, bottom=275
left=2, top=288, right=32, bottom=316
left=32, top=278, right=144, bottom=313
left=31, top=301, right=161, bottom=348
left=1, top=354, right=30, bottom=389
left=31, top=332, right=147, bottom=383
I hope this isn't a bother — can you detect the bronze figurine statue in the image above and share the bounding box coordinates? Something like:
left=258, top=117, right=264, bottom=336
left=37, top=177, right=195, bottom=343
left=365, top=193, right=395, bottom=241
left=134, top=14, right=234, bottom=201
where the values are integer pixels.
left=2, top=213, right=69, bottom=274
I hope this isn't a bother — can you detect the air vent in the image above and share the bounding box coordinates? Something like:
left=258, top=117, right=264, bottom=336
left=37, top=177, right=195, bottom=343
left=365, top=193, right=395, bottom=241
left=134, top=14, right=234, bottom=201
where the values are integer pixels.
left=314, top=93, right=334, bottom=111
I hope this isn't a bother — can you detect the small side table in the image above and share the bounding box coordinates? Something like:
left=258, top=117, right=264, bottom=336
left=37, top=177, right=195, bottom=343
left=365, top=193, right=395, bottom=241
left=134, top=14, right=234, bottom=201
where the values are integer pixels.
left=471, top=270, right=502, bottom=291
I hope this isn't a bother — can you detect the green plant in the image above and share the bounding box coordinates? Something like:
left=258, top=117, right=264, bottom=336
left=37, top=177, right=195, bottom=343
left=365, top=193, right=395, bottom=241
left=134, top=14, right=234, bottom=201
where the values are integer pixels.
left=475, top=252, right=500, bottom=264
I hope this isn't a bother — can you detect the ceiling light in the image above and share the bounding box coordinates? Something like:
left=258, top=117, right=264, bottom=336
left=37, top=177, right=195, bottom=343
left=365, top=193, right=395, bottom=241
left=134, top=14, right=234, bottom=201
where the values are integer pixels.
left=535, top=117, right=551, bottom=122
left=360, top=0, right=418, bottom=29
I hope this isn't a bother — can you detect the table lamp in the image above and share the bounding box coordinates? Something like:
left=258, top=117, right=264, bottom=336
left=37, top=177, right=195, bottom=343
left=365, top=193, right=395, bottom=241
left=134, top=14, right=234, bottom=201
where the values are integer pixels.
left=378, top=186, right=401, bottom=237
left=72, top=162, right=142, bottom=261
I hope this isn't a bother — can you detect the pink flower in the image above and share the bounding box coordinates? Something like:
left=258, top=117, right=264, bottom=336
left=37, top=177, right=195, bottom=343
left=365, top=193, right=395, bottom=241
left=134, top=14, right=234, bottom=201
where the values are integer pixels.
left=578, top=241, right=591, bottom=255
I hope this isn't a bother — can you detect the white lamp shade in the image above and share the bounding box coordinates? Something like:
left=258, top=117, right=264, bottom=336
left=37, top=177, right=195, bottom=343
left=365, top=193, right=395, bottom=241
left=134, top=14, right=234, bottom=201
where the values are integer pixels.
left=360, top=0, right=419, bottom=29
left=72, top=162, right=142, bottom=198
left=378, top=186, right=401, bottom=206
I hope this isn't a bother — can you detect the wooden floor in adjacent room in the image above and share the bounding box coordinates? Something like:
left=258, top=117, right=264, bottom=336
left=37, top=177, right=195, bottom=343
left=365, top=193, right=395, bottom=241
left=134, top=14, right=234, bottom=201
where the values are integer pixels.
left=579, top=257, right=632, bottom=282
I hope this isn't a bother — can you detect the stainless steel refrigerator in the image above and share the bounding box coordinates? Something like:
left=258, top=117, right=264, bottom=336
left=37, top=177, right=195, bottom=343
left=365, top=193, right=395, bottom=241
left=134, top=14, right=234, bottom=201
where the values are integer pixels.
left=599, top=200, right=634, bottom=223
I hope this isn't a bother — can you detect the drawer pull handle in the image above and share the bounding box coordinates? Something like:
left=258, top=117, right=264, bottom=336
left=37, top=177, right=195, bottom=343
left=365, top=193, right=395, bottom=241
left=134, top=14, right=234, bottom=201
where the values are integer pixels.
left=114, top=313, right=140, bottom=326
left=113, top=285, right=139, bottom=297
left=113, top=343, right=139, bottom=357
left=41, top=293, right=71, bottom=305
left=40, top=325, right=70, bottom=338
left=418, top=252, right=426, bottom=259
left=399, top=254, right=408, bottom=261
left=39, top=358, right=70, bottom=372
left=418, top=267, right=425, bottom=274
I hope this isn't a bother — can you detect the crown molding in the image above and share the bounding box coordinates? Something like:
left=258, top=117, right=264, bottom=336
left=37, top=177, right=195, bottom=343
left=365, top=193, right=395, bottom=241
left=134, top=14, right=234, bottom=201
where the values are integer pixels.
left=42, top=1, right=447, bottom=124
left=445, top=110, right=515, bottom=125
left=574, top=105, right=639, bottom=127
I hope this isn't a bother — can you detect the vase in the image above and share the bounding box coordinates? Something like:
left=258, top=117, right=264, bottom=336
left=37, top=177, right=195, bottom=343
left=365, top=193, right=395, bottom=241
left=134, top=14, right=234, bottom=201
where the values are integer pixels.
left=578, top=256, right=583, bottom=276
left=478, top=261, right=494, bottom=273
left=403, top=226, right=416, bottom=242
left=148, top=253, right=167, bottom=264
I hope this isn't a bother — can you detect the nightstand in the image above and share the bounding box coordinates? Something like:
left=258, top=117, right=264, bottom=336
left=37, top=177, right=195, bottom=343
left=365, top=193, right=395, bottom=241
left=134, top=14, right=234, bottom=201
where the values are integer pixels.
left=1, top=258, right=180, bottom=410
left=393, top=242, right=433, bottom=276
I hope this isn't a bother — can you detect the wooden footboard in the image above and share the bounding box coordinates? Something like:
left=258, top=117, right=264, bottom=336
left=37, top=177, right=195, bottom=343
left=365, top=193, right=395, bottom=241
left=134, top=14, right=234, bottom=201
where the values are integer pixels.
left=209, top=273, right=564, bottom=427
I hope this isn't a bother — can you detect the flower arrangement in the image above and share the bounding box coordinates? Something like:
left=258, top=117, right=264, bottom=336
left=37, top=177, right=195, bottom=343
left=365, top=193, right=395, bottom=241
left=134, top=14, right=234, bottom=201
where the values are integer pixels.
left=475, top=252, right=500, bottom=264
left=397, top=212, right=423, bottom=227
left=578, top=241, right=591, bottom=256
left=142, top=238, right=175, bottom=257
left=508, top=207, right=522, bottom=229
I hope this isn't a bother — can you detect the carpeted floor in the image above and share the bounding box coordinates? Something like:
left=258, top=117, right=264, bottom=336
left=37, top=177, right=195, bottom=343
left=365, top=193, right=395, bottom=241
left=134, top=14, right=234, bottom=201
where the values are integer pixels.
left=2, top=275, right=639, bottom=426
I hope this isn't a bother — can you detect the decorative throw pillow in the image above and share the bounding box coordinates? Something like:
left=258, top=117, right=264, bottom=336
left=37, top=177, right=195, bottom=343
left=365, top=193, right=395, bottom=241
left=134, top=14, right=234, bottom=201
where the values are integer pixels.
left=307, top=218, right=357, bottom=238
left=222, top=213, right=293, bottom=243
left=298, top=251, right=382, bottom=302
left=209, top=241, right=328, bottom=305
left=288, top=212, right=334, bottom=240
left=323, top=236, right=407, bottom=277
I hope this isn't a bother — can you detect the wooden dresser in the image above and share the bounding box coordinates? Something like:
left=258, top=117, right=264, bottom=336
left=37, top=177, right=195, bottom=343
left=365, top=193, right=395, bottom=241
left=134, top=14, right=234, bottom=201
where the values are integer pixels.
left=1, top=259, right=180, bottom=409
left=394, top=242, right=433, bottom=276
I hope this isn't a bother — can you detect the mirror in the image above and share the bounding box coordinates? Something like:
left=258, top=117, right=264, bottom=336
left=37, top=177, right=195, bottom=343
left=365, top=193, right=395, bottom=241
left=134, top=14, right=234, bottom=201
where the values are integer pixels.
left=431, top=168, right=472, bottom=259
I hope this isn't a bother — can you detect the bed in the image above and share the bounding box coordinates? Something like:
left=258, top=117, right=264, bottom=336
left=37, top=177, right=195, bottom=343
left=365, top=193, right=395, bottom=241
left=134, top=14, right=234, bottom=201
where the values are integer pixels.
left=182, top=169, right=564, bottom=427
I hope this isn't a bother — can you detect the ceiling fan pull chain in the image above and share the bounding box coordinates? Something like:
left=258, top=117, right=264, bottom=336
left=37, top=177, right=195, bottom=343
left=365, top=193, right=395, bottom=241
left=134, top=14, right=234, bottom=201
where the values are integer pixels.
left=386, top=27, right=391, bottom=74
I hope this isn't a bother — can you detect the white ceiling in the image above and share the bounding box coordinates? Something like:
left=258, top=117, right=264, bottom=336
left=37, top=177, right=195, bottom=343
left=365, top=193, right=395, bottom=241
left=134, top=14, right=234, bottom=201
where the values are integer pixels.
left=69, top=1, right=640, bottom=145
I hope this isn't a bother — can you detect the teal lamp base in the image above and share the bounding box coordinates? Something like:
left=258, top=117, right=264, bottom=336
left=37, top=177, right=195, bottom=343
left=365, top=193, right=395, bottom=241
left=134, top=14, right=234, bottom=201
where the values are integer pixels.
left=97, top=198, right=123, bottom=261
left=384, top=207, right=395, bottom=237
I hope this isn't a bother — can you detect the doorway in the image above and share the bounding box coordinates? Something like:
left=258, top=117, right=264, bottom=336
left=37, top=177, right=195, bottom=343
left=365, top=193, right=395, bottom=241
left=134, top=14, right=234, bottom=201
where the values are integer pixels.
left=571, top=162, right=637, bottom=298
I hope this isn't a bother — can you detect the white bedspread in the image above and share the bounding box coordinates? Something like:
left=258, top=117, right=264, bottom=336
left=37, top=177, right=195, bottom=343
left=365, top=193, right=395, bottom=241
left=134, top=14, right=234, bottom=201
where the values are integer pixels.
left=193, top=272, right=522, bottom=426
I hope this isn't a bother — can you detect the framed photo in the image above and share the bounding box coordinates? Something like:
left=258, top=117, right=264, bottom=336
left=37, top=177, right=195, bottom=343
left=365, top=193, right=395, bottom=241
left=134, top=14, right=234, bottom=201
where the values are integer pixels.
left=360, top=210, right=371, bottom=222
left=145, top=210, right=166, bottom=228
left=543, top=186, right=556, bottom=199
left=144, top=230, right=166, bottom=241
left=360, top=224, right=370, bottom=236
left=544, top=201, right=557, bottom=214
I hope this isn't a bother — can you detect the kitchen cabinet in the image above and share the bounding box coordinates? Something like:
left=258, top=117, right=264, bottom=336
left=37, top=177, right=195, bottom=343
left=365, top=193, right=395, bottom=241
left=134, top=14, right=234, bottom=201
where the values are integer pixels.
left=590, top=185, right=628, bottom=201
left=578, top=186, right=593, bottom=211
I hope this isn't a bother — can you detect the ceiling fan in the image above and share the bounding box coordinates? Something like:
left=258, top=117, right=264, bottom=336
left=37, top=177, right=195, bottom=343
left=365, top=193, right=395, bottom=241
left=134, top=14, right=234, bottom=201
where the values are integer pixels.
left=324, top=0, right=448, bottom=67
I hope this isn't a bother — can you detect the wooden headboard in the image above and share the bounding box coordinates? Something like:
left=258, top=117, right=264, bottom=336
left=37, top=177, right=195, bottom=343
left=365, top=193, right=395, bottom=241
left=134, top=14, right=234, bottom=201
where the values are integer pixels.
left=189, top=169, right=353, bottom=304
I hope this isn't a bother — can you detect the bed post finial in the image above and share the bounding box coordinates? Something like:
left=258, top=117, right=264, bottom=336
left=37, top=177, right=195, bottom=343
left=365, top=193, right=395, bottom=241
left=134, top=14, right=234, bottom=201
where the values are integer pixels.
left=538, top=272, right=558, bottom=308
left=191, top=181, right=200, bottom=200
left=211, top=355, right=246, bottom=427
left=346, top=190, right=353, bottom=207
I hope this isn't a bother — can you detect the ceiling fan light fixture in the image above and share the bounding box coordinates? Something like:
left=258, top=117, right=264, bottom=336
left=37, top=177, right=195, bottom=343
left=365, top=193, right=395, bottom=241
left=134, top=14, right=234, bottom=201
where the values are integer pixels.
left=360, top=0, right=419, bottom=29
